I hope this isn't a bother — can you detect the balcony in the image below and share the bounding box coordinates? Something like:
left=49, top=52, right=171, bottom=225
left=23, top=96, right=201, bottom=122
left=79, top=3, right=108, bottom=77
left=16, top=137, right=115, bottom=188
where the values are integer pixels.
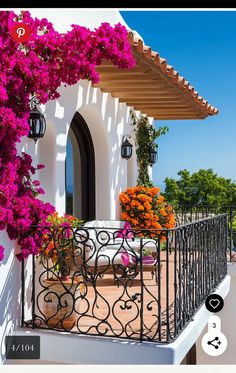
left=21, top=213, right=229, bottom=345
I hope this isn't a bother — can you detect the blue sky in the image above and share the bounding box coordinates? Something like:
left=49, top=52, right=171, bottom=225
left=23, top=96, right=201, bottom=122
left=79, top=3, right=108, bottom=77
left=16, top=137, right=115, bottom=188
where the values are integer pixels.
left=121, top=11, right=236, bottom=190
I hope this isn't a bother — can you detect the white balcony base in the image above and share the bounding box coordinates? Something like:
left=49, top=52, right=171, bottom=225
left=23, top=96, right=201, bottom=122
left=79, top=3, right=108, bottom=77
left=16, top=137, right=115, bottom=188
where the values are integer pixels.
left=6, top=275, right=230, bottom=365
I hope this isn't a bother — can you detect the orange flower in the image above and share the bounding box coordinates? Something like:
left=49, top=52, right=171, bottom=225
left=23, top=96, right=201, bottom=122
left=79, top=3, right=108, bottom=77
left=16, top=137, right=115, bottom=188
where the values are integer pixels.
left=137, top=194, right=145, bottom=201
left=137, top=205, right=144, bottom=211
left=126, top=187, right=136, bottom=195
left=160, top=208, right=167, bottom=217
left=144, top=202, right=151, bottom=210
left=119, top=193, right=131, bottom=204
left=156, top=195, right=164, bottom=204
left=152, top=221, right=162, bottom=230
left=119, top=186, right=176, bottom=238
left=131, top=200, right=137, bottom=208
left=137, top=194, right=152, bottom=203
left=121, top=212, right=129, bottom=221
left=166, top=205, right=173, bottom=213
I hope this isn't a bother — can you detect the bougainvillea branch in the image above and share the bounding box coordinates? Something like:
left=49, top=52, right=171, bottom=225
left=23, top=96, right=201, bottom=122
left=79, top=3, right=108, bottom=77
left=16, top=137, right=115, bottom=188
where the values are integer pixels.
left=0, top=10, right=135, bottom=261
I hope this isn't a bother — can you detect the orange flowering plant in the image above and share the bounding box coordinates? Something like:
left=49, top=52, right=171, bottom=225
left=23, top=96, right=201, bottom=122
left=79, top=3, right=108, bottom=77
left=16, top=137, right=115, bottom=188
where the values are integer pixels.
left=39, top=212, right=83, bottom=278
left=119, top=186, right=175, bottom=238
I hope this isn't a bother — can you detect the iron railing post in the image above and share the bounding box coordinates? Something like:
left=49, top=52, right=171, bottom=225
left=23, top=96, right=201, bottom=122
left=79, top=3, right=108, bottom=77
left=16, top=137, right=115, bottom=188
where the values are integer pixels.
left=173, top=230, right=177, bottom=338
left=140, top=237, right=144, bottom=342
left=229, top=206, right=233, bottom=261
left=157, top=235, right=162, bottom=341
left=32, top=255, right=36, bottom=329
left=225, top=214, right=229, bottom=273
left=165, top=230, right=170, bottom=341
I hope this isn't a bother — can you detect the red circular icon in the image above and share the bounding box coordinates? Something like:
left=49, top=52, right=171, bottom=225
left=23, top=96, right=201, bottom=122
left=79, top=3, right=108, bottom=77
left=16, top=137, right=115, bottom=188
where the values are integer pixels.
left=9, top=23, right=31, bottom=43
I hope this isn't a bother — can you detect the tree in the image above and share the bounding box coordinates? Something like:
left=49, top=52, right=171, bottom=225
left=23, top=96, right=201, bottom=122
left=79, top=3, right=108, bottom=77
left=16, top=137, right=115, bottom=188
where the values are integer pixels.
left=163, top=169, right=236, bottom=208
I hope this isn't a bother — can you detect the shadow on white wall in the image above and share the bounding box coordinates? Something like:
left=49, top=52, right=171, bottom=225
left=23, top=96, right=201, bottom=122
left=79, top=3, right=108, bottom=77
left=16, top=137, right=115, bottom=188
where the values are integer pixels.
left=39, top=80, right=132, bottom=220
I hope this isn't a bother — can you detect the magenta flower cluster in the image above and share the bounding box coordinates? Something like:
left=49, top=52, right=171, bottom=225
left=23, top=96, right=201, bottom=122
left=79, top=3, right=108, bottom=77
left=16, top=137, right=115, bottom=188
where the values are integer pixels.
left=0, top=11, right=135, bottom=262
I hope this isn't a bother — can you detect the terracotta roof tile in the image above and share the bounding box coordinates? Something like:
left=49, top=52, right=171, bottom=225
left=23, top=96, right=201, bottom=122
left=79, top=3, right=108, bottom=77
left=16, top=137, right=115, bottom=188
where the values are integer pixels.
left=127, top=31, right=218, bottom=118
left=94, top=31, right=218, bottom=120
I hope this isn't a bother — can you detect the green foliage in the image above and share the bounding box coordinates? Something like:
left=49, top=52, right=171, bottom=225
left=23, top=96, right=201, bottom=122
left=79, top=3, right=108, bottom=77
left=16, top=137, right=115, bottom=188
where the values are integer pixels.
left=232, top=217, right=236, bottom=231
left=163, top=169, right=236, bottom=209
left=130, top=110, right=168, bottom=187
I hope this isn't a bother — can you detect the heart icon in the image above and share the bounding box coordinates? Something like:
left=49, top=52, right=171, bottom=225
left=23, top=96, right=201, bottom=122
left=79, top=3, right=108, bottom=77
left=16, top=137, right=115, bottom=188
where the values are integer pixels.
left=205, top=294, right=224, bottom=313
left=209, top=299, right=220, bottom=309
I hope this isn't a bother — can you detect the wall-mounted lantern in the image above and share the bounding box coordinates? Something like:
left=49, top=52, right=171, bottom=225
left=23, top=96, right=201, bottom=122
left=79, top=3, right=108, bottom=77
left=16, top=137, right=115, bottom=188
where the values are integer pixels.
left=149, top=148, right=158, bottom=165
left=28, top=96, right=46, bottom=143
left=121, top=135, right=133, bottom=160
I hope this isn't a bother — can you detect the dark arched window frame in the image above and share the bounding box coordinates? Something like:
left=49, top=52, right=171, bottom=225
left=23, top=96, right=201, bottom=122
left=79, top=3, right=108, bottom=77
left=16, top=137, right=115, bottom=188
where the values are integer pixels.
left=65, top=112, right=95, bottom=221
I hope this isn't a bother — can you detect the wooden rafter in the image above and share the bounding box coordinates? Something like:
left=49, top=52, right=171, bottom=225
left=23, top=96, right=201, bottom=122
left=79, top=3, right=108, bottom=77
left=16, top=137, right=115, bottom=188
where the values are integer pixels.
left=94, top=33, right=218, bottom=120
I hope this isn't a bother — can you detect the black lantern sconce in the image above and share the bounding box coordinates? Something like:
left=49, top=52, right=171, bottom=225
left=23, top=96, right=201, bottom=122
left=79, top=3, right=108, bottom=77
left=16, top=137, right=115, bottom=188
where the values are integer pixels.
left=121, top=135, right=133, bottom=160
left=149, top=148, right=158, bottom=165
left=28, top=96, right=46, bottom=143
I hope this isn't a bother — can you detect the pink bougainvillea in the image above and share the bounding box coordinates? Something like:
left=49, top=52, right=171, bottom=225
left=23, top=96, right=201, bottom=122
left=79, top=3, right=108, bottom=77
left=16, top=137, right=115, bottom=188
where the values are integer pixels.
left=0, top=11, right=135, bottom=261
left=0, top=246, right=4, bottom=261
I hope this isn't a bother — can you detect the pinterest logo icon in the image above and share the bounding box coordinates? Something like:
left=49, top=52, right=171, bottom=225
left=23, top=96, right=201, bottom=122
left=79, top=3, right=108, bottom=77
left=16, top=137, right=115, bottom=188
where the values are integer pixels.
left=9, top=23, right=31, bottom=43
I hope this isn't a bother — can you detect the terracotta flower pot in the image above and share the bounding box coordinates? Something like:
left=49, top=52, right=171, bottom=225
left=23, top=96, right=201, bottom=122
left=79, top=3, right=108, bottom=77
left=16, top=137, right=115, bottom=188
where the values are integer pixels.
left=41, top=276, right=84, bottom=330
left=49, top=246, right=82, bottom=278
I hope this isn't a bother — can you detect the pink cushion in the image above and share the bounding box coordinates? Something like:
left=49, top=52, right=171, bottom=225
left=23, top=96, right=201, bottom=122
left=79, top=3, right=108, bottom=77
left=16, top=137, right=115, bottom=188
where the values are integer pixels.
left=121, top=252, right=137, bottom=266
left=116, top=221, right=134, bottom=239
left=142, top=255, right=155, bottom=265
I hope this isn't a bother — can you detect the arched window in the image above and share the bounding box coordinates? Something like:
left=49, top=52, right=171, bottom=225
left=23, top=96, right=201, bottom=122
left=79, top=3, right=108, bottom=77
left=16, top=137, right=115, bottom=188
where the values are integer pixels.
left=65, top=112, right=95, bottom=221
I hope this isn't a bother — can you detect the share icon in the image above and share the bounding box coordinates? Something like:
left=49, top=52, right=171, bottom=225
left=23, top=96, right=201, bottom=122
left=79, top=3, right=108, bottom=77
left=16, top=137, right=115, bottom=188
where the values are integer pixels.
left=207, top=336, right=221, bottom=349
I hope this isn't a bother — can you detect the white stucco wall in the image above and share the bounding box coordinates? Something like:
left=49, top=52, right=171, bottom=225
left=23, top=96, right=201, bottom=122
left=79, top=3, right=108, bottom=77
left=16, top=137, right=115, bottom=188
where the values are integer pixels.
left=37, top=79, right=136, bottom=219
left=28, top=9, right=130, bottom=33
left=26, top=8, right=144, bottom=41
left=0, top=233, right=20, bottom=364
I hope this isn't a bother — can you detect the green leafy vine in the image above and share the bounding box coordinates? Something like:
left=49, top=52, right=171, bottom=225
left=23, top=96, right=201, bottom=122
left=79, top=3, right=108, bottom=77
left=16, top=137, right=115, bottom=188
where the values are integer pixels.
left=130, top=110, right=169, bottom=187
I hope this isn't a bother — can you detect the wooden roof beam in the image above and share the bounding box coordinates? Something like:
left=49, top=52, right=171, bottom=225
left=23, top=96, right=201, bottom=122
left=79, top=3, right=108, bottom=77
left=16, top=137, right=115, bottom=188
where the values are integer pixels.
left=94, top=81, right=170, bottom=89
left=98, top=73, right=162, bottom=82
left=97, top=67, right=151, bottom=76
left=153, top=115, right=206, bottom=119
left=118, top=98, right=187, bottom=104
left=99, top=89, right=178, bottom=97
left=133, top=104, right=191, bottom=109
left=143, top=108, right=197, bottom=113
left=100, top=87, right=176, bottom=93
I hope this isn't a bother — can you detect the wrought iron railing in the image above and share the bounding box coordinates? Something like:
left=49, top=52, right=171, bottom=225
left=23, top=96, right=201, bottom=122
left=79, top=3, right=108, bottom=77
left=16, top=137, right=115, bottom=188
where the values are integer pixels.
left=22, top=214, right=228, bottom=343
left=174, top=205, right=236, bottom=261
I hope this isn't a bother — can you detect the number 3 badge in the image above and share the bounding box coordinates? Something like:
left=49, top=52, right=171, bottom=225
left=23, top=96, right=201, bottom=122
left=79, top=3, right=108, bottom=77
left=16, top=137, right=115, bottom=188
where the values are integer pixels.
left=202, top=315, right=227, bottom=356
